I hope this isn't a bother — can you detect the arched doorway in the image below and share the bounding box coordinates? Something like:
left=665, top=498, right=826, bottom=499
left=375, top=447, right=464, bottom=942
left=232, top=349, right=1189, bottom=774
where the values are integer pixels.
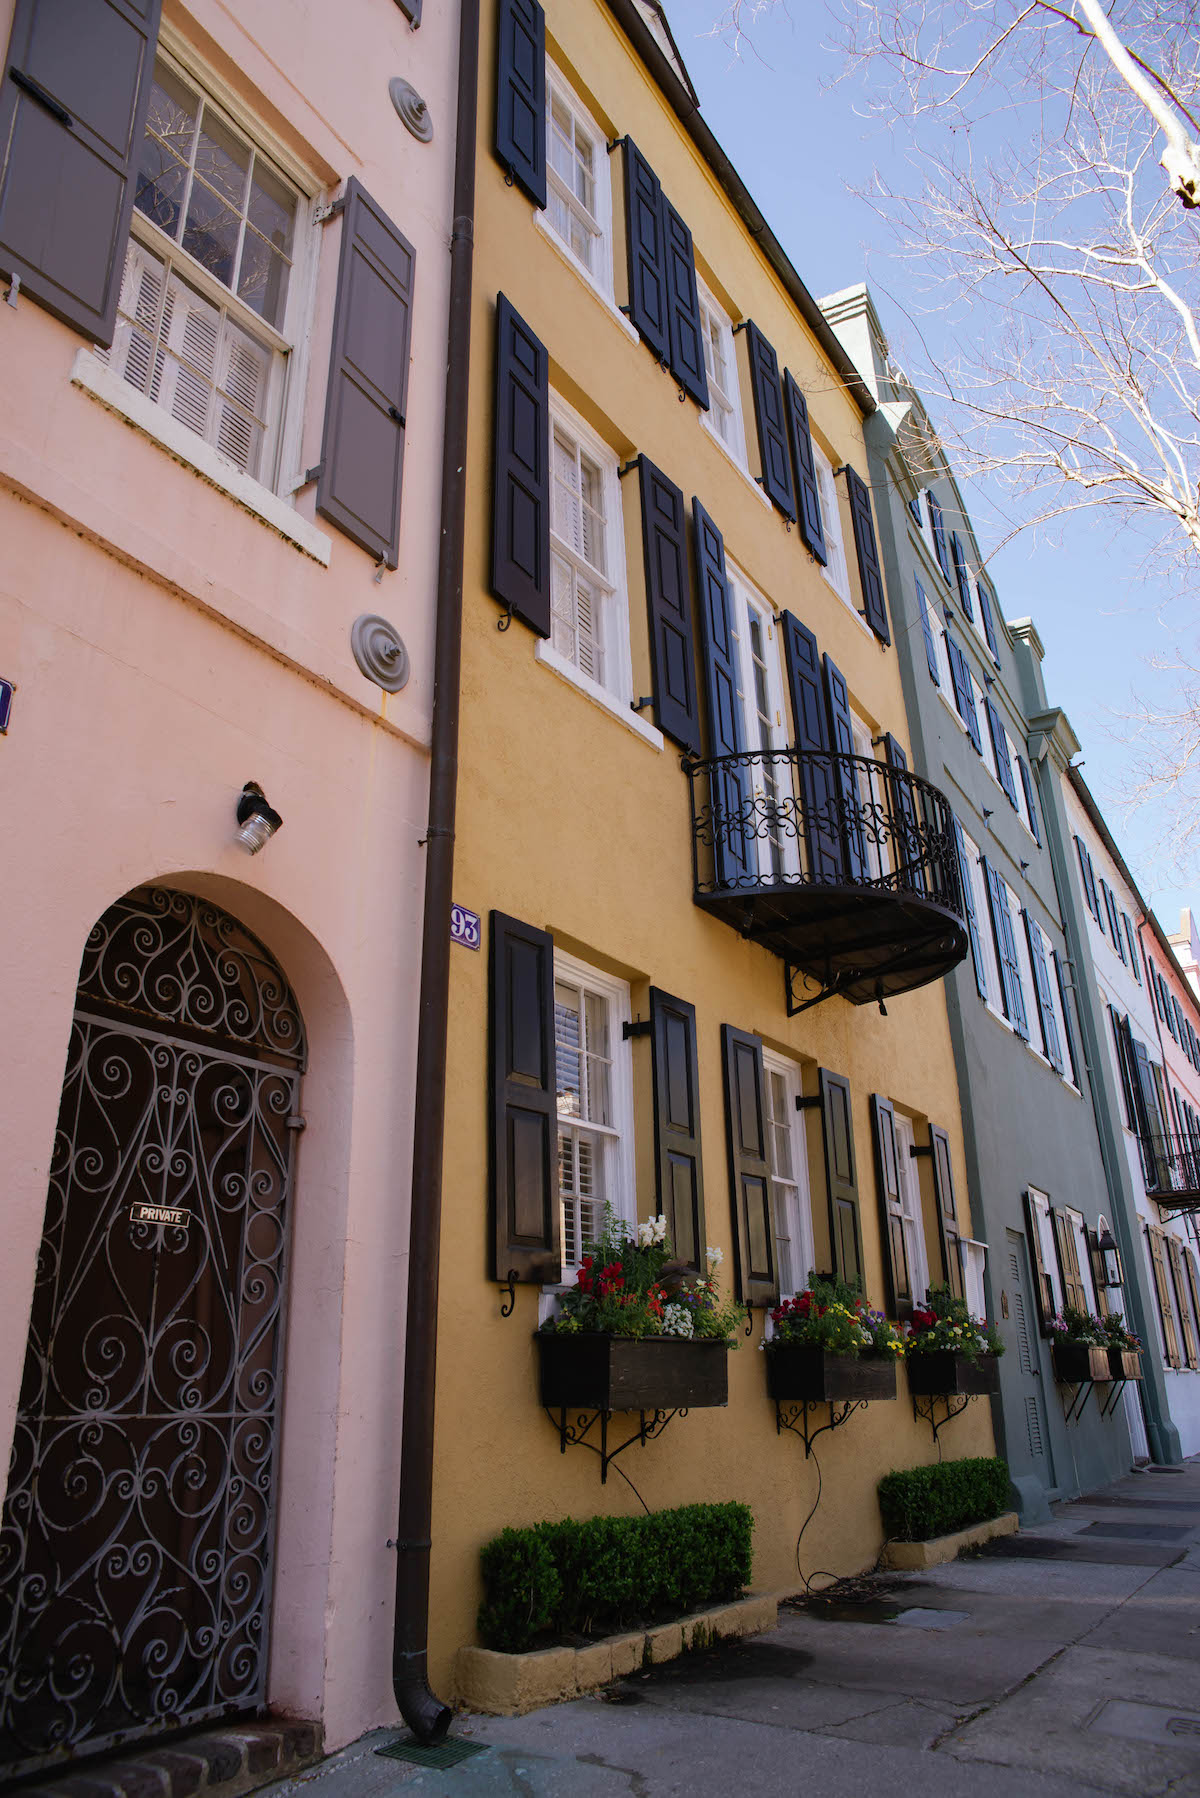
left=0, top=887, right=307, bottom=1777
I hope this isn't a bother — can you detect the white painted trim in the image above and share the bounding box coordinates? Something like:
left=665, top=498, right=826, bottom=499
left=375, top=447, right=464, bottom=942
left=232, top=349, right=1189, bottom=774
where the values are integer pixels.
left=894, top=1111, right=931, bottom=1307
left=762, top=1047, right=816, bottom=1297
left=71, top=350, right=331, bottom=564
left=533, top=208, right=639, bottom=343
left=535, top=640, right=664, bottom=749
left=552, top=951, right=637, bottom=1268
left=699, top=410, right=773, bottom=508
left=695, top=277, right=749, bottom=472
left=546, top=389, right=637, bottom=711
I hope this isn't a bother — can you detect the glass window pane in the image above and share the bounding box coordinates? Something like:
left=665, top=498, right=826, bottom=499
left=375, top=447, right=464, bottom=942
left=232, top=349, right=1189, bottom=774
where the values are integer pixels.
left=247, top=162, right=296, bottom=257
left=555, top=983, right=582, bottom=1117
left=194, top=107, right=250, bottom=210
left=237, top=232, right=290, bottom=327
left=135, top=136, right=189, bottom=238
left=182, top=176, right=241, bottom=289
left=584, top=993, right=611, bottom=1125
left=144, top=66, right=198, bottom=172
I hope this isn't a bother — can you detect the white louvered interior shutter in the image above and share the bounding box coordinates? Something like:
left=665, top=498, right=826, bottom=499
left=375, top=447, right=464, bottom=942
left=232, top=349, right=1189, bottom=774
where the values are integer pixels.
left=216, top=320, right=271, bottom=477
left=105, top=241, right=169, bottom=398
left=159, top=275, right=221, bottom=441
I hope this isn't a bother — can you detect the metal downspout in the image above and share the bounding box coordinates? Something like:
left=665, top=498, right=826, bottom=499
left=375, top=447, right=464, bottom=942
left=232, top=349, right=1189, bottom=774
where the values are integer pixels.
left=392, top=0, right=479, bottom=1745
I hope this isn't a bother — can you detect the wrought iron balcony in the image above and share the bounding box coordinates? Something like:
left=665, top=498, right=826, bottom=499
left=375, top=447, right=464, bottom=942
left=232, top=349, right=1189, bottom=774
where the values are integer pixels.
left=1140, top=1131, right=1200, bottom=1215
left=685, top=746, right=969, bottom=1012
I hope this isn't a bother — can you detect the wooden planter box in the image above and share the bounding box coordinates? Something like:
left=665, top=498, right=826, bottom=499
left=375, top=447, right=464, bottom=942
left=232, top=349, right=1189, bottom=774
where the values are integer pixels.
left=764, top=1345, right=898, bottom=1403
left=1052, top=1342, right=1111, bottom=1384
left=1108, top=1348, right=1142, bottom=1382
left=536, top=1332, right=729, bottom=1412
left=906, top=1350, right=1001, bottom=1397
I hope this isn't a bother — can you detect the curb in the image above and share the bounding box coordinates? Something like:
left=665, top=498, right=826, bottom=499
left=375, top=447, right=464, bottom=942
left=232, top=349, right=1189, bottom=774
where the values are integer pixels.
left=882, top=1509, right=1019, bottom=1568
left=15, top=1720, right=323, bottom=1798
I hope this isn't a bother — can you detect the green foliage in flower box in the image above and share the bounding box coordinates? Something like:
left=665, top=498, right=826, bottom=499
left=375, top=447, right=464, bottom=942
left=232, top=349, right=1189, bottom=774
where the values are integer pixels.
left=877, top=1456, right=1011, bottom=1543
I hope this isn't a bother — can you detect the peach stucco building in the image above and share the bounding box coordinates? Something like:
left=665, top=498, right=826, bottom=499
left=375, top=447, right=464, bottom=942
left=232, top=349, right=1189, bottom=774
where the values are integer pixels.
left=0, top=0, right=460, bottom=1773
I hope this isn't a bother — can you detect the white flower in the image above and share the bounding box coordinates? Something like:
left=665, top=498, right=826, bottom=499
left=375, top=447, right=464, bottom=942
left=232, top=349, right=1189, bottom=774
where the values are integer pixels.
left=638, top=1214, right=667, bottom=1247
left=706, top=1245, right=724, bottom=1268
left=662, top=1302, right=694, bottom=1339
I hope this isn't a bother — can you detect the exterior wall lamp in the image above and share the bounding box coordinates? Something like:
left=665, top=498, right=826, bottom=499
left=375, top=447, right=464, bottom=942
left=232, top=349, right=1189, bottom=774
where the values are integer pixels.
left=1090, top=1225, right=1125, bottom=1288
left=235, top=782, right=283, bottom=855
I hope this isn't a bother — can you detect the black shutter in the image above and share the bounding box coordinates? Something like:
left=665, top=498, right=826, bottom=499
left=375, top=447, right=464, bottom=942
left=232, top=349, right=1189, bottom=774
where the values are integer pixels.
left=1023, top=911, right=1063, bottom=1073
left=781, top=611, right=841, bottom=883
left=495, top=0, right=546, bottom=207
left=927, top=491, right=950, bottom=580
left=693, top=497, right=750, bottom=887
left=871, top=1094, right=913, bottom=1317
left=783, top=371, right=826, bottom=563
left=622, top=138, right=668, bottom=363
left=984, top=697, right=1019, bottom=809
left=664, top=199, right=708, bottom=407
left=915, top=577, right=940, bottom=684
left=823, top=654, right=867, bottom=881
left=650, top=988, right=705, bottom=1272
left=976, top=578, right=1001, bottom=663
left=844, top=465, right=890, bottom=644
left=949, top=532, right=975, bottom=619
left=489, top=911, right=561, bottom=1284
left=1111, top=1007, right=1140, bottom=1131
left=315, top=180, right=415, bottom=569
left=490, top=293, right=550, bottom=633
left=945, top=633, right=983, bottom=755
left=0, top=0, right=163, bottom=345
left=721, top=1025, right=777, bottom=1306
left=743, top=320, right=796, bottom=519
left=1074, top=836, right=1096, bottom=918
left=1053, top=950, right=1080, bottom=1087
left=638, top=457, right=701, bottom=753
left=1017, top=756, right=1041, bottom=844
left=930, top=1125, right=964, bottom=1300
left=953, top=818, right=988, bottom=1000
left=983, top=857, right=1029, bottom=1039
left=883, top=734, right=923, bottom=894
left=1023, top=1191, right=1055, bottom=1332
left=819, top=1068, right=863, bottom=1289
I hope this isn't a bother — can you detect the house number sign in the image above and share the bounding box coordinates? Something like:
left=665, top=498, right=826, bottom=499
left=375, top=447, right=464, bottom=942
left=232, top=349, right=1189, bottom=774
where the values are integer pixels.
left=129, top=1202, right=191, bottom=1230
left=450, top=904, right=481, bottom=950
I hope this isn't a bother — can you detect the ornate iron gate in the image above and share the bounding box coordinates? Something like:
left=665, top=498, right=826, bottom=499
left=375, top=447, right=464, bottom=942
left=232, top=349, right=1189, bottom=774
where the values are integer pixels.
left=0, top=889, right=306, bottom=1777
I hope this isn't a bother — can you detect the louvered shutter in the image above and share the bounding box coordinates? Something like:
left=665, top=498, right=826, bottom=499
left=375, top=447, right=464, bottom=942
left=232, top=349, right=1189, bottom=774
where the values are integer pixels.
left=495, top=0, right=546, bottom=207
left=0, top=0, right=162, bottom=346
left=650, top=988, right=705, bottom=1272
left=949, top=533, right=974, bottom=619
left=983, top=858, right=1029, bottom=1038
left=976, top=578, right=1001, bottom=663
left=823, top=654, right=868, bottom=882
left=871, top=1094, right=912, bottom=1317
left=844, top=465, right=890, bottom=644
left=1168, top=1236, right=1199, bottom=1367
left=1172, top=995, right=1187, bottom=1045
left=315, top=180, right=415, bottom=569
left=1123, top=916, right=1142, bottom=981
left=929, top=1125, right=964, bottom=1300
left=954, top=818, right=988, bottom=999
left=1133, top=1039, right=1170, bottom=1188
left=1017, top=756, right=1041, bottom=844
left=721, top=1025, right=777, bottom=1306
left=883, top=734, right=923, bottom=894
left=945, top=634, right=983, bottom=754
left=1185, top=1250, right=1200, bottom=1364
left=783, top=371, right=826, bottom=563
left=663, top=199, right=708, bottom=407
left=490, top=293, right=550, bottom=632
left=1053, top=951, right=1080, bottom=1087
left=927, top=491, right=950, bottom=580
left=1023, top=1191, right=1055, bottom=1332
left=621, top=139, right=669, bottom=363
left=915, top=577, right=940, bottom=684
left=638, top=457, right=701, bottom=753
left=1147, top=1226, right=1182, bottom=1366
left=1050, top=1209, right=1088, bottom=1314
left=743, top=320, right=796, bottom=518
left=781, top=611, right=841, bottom=883
left=693, top=498, right=750, bottom=887
left=984, top=700, right=1019, bottom=809
left=819, top=1069, right=863, bottom=1289
left=1023, top=912, right=1063, bottom=1073
left=1110, top=1007, right=1139, bottom=1130
left=489, top=911, right=560, bottom=1284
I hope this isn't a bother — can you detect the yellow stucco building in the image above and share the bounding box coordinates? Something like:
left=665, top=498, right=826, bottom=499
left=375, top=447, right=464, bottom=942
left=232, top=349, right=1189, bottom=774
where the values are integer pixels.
left=430, top=0, right=996, bottom=1695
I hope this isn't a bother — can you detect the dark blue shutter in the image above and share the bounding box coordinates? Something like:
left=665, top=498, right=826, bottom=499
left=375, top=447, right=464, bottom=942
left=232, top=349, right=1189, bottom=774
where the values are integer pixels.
left=1172, top=996, right=1186, bottom=1045
left=844, top=466, right=890, bottom=644
left=819, top=1068, right=863, bottom=1289
left=983, top=858, right=1029, bottom=1039
left=945, top=634, right=982, bottom=754
left=927, top=491, right=950, bottom=579
left=1111, top=1006, right=1140, bottom=1129
left=489, top=911, right=561, bottom=1283
left=1018, top=756, right=1041, bottom=844
left=953, top=818, right=988, bottom=999
left=1123, top=914, right=1142, bottom=980
left=984, top=697, right=1019, bottom=808
left=883, top=734, right=923, bottom=894
left=1074, top=835, right=1098, bottom=919
left=664, top=199, right=708, bottom=407
left=743, top=320, right=796, bottom=518
left=823, top=654, right=867, bottom=881
left=693, top=497, right=750, bottom=887
left=638, top=457, right=700, bottom=753
left=722, top=1025, right=777, bottom=1306
left=976, top=578, right=1001, bottom=663
left=949, top=532, right=974, bottom=619
left=495, top=0, right=546, bottom=207
left=491, top=294, right=550, bottom=634
left=316, top=180, right=415, bottom=570
left=621, top=139, right=668, bottom=362
left=1100, top=879, right=1122, bottom=952
left=650, top=988, right=705, bottom=1272
left=915, top=577, right=940, bottom=684
left=0, top=0, right=162, bottom=346
left=1112, top=900, right=1129, bottom=965
left=1053, top=950, right=1080, bottom=1086
left=783, top=371, right=826, bottom=563
left=1023, top=911, right=1063, bottom=1072
left=781, top=611, right=841, bottom=883
left=871, top=1093, right=913, bottom=1317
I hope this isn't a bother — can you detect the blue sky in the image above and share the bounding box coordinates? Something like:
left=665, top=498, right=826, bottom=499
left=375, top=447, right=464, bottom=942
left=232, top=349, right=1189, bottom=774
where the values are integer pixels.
left=664, top=0, right=1194, bottom=928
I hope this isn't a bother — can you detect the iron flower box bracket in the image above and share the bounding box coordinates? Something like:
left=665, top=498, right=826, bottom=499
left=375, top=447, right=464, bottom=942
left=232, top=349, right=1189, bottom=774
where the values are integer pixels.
left=1052, top=1342, right=1112, bottom=1422
left=765, top=1345, right=897, bottom=1457
left=536, top=1334, right=729, bottom=1486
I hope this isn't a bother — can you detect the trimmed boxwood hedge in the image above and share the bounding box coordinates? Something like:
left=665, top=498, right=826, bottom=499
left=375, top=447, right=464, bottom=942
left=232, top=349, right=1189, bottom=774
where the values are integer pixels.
left=878, top=1456, right=1010, bottom=1542
left=477, top=1501, right=753, bottom=1653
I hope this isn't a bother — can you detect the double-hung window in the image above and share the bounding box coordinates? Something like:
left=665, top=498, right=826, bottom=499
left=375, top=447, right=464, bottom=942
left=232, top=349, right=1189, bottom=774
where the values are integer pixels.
left=812, top=444, right=851, bottom=606
left=850, top=712, right=890, bottom=882
left=553, top=954, right=635, bottom=1274
left=544, top=65, right=612, bottom=297
left=761, top=1050, right=815, bottom=1298
left=546, top=397, right=630, bottom=704
left=727, top=566, right=796, bottom=881
left=893, top=1112, right=931, bottom=1306
left=103, top=54, right=305, bottom=486
left=697, top=281, right=747, bottom=467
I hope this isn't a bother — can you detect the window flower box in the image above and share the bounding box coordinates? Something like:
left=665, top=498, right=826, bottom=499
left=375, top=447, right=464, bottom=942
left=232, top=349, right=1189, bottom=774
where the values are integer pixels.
left=1052, top=1342, right=1111, bottom=1384
left=536, top=1333, right=730, bottom=1412
left=906, top=1350, right=1001, bottom=1397
left=764, top=1345, right=897, bottom=1403
left=1108, top=1348, right=1142, bottom=1382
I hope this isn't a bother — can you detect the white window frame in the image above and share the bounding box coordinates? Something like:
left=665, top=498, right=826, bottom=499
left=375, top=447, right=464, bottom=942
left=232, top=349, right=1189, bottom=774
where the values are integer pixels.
left=850, top=710, right=890, bottom=882
left=963, top=829, right=1007, bottom=1023
left=1012, top=900, right=1042, bottom=1058
left=727, top=564, right=799, bottom=882
left=1066, top=1207, right=1099, bottom=1314
left=893, top=1111, right=931, bottom=1307
left=697, top=279, right=748, bottom=470
left=1027, top=1188, right=1065, bottom=1316
left=552, top=952, right=636, bottom=1278
left=812, top=443, right=851, bottom=606
left=762, top=1049, right=816, bottom=1298
left=539, top=62, right=614, bottom=302
left=960, top=1237, right=988, bottom=1322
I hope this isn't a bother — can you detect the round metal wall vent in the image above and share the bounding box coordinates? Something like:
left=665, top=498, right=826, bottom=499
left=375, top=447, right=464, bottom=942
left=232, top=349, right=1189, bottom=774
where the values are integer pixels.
left=389, top=77, right=433, bottom=142
left=351, top=613, right=410, bottom=692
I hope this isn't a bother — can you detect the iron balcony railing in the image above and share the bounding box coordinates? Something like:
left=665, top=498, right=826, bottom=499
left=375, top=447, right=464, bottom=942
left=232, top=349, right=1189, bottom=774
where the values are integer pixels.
left=1140, top=1128, right=1200, bottom=1214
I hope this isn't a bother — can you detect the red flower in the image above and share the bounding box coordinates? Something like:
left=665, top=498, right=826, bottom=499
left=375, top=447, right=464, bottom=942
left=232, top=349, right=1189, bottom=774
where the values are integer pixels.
left=577, top=1255, right=594, bottom=1294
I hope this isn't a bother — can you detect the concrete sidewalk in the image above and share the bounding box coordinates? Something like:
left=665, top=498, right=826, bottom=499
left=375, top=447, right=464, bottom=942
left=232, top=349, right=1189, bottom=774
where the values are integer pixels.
left=261, top=1458, right=1200, bottom=1798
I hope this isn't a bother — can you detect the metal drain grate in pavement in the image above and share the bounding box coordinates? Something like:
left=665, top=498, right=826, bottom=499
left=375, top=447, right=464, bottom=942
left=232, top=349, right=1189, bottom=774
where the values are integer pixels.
left=1080, top=1521, right=1191, bottom=1541
left=376, top=1736, right=490, bottom=1768
left=1090, top=1700, right=1200, bottom=1751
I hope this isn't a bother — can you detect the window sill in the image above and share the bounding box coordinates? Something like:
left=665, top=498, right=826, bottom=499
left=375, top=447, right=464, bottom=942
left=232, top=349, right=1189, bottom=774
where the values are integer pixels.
left=70, top=349, right=332, bottom=565
left=700, top=415, right=772, bottom=509
left=532, top=211, right=640, bottom=346
left=535, top=640, right=665, bottom=750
